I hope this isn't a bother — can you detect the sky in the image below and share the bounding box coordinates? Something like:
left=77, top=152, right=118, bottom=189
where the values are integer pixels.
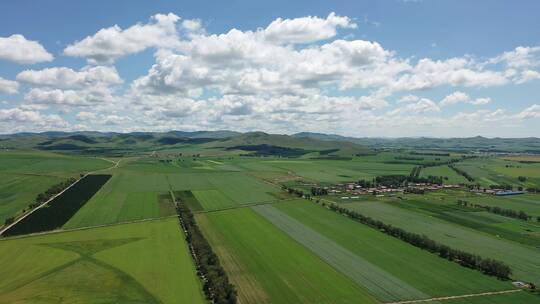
left=0, top=0, right=539, bottom=137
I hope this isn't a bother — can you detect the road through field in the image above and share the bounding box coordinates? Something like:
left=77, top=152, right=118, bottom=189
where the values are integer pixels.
left=384, top=289, right=522, bottom=304
left=0, top=158, right=120, bottom=236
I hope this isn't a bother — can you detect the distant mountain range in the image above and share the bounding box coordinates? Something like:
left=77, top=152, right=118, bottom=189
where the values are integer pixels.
left=1, top=130, right=539, bottom=154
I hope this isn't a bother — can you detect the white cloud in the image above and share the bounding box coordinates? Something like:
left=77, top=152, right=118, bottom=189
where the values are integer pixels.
left=263, top=12, right=357, bottom=44
left=64, top=13, right=181, bottom=64
left=0, top=34, right=53, bottom=64
left=0, top=107, right=68, bottom=133
left=440, top=91, right=470, bottom=106
left=440, top=91, right=491, bottom=106
left=490, top=46, right=540, bottom=69
left=517, top=104, right=540, bottom=119
left=17, top=66, right=122, bottom=89
left=0, top=77, right=19, bottom=94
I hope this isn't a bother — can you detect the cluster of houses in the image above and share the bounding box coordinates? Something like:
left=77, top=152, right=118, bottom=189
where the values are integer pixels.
left=471, top=188, right=526, bottom=196
left=324, top=182, right=460, bottom=199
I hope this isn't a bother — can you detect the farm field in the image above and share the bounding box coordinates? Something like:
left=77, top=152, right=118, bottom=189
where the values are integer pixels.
left=0, top=218, right=205, bottom=303
left=0, top=151, right=111, bottom=225
left=339, top=199, right=540, bottom=285
left=3, top=174, right=111, bottom=236
left=420, top=165, right=469, bottom=184
left=454, top=157, right=540, bottom=188
left=196, top=207, right=378, bottom=304
left=267, top=200, right=517, bottom=301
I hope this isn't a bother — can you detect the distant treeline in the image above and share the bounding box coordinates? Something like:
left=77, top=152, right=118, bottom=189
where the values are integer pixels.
left=318, top=201, right=512, bottom=280
left=410, top=151, right=450, bottom=157
left=448, top=165, right=475, bottom=182
left=457, top=200, right=536, bottom=222
left=3, top=175, right=111, bottom=236
left=176, top=200, right=237, bottom=304
left=229, top=144, right=309, bottom=158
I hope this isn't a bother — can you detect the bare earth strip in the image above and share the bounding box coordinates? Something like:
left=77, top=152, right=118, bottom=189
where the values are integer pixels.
left=251, top=204, right=430, bottom=302
left=384, top=289, right=522, bottom=304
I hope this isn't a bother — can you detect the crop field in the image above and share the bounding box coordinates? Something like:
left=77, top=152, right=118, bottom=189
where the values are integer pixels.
left=0, top=151, right=111, bottom=225
left=454, top=157, right=540, bottom=187
left=339, top=199, right=540, bottom=285
left=2, top=144, right=540, bottom=303
left=196, top=207, right=378, bottom=304
left=420, top=165, right=469, bottom=184
left=3, top=175, right=111, bottom=236
left=259, top=200, right=516, bottom=302
left=0, top=218, right=205, bottom=303
left=0, top=174, right=63, bottom=224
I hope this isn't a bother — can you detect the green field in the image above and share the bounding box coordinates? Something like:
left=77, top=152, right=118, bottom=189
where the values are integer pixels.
left=0, top=151, right=111, bottom=224
left=196, top=207, right=378, bottom=304
left=421, top=165, right=469, bottom=184
left=0, top=218, right=205, bottom=303
left=260, top=200, right=517, bottom=301
left=338, top=198, right=540, bottom=285
left=455, top=157, right=540, bottom=187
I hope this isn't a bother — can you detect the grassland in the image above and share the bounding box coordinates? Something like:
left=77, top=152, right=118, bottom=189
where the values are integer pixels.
left=262, top=200, right=518, bottom=301
left=454, top=157, right=540, bottom=187
left=196, top=207, right=378, bottom=304
left=0, top=218, right=205, bottom=303
left=338, top=198, right=540, bottom=285
left=0, top=151, right=111, bottom=224
left=420, top=165, right=469, bottom=184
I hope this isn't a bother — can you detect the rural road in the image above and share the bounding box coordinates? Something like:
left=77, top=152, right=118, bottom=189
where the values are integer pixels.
left=384, top=289, right=522, bottom=304
left=0, top=158, right=120, bottom=236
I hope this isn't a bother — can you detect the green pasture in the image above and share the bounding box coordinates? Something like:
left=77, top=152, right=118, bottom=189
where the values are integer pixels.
left=196, top=207, right=377, bottom=304
left=263, top=200, right=514, bottom=302
left=340, top=199, right=540, bottom=285
left=0, top=218, right=205, bottom=303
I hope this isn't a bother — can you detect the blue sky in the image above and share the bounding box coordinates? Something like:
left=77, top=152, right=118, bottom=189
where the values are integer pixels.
left=0, top=0, right=539, bottom=137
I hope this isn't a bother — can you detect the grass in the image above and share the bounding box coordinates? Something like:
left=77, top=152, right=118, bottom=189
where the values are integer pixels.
left=0, top=173, right=63, bottom=224
left=193, top=189, right=236, bottom=210
left=0, top=218, right=205, bottom=303
left=3, top=175, right=111, bottom=236
left=264, top=200, right=515, bottom=302
left=196, top=207, right=378, bottom=304
left=0, top=151, right=111, bottom=225
left=421, top=165, right=468, bottom=184
left=339, top=199, right=540, bottom=285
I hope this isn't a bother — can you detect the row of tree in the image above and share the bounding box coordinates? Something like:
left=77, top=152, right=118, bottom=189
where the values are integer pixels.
left=176, top=201, right=237, bottom=304
left=318, top=201, right=512, bottom=280
left=310, top=187, right=328, bottom=196
left=457, top=200, right=536, bottom=221
left=3, top=177, right=79, bottom=226
left=448, top=165, right=475, bottom=182
left=36, top=177, right=77, bottom=203
left=282, top=185, right=305, bottom=198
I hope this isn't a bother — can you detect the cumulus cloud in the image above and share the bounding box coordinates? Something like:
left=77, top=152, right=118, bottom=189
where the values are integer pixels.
left=440, top=91, right=491, bottom=106
left=0, top=77, right=19, bottom=94
left=263, top=12, right=357, bottom=44
left=64, top=13, right=181, bottom=64
left=0, top=34, right=53, bottom=64
left=0, top=107, right=68, bottom=133
left=17, top=66, right=122, bottom=89
left=517, top=104, right=540, bottom=119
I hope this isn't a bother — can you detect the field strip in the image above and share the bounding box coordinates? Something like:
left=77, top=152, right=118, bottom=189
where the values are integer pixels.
left=193, top=198, right=296, bottom=214
left=252, top=204, right=431, bottom=302
left=0, top=158, right=120, bottom=236
left=384, top=289, right=522, bottom=304
left=0, top=215, right=178, bottom=241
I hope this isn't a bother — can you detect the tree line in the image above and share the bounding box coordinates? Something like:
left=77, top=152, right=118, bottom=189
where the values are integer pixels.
left=4, top=177, right=77, bottom=226
left=448, top=165, right=475, bottom=182
left=457, top=200, right=536, bottom=222
left=176, top=200, right=237, bottom=304
left=317, top=200, right=512, bottom=280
